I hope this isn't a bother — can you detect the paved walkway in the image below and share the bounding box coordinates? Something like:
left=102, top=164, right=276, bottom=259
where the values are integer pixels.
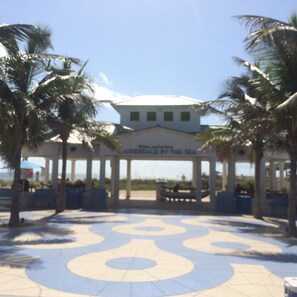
left=0, top=209, right=296, bottom=297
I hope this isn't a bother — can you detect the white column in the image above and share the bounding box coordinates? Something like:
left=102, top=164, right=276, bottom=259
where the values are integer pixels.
left=269, top=160, right=276, bottom=192
left=279, top=161, right=285, bottom=191
left=70, top=159, right=76, bottom=182
left=209, top=155, right=217, bottom=209
left=86, top=152, right=93, bottom=191
left=44, top=158, right=50, bottom=184
left=222, top=160, right=227, bottom=191
left=227, top=157, right=236, bottom=193
left=99, top=154, right=106, bottom=189
left=111, top=156, right=120, bottom=202
left=110, top=158, right=115, bottom=199
left=193, top=158, right=202, bottom=203
left=192, top=159, right=197, bottom=189
left=259, top=155, right=267, bottom=204
left=126, top=159, right=131, bottom=200
left=51, top=154, right=59, bottom=190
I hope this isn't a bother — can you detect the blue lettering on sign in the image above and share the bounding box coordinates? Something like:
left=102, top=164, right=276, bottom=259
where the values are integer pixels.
left=122, top=145, right=197, bottom=156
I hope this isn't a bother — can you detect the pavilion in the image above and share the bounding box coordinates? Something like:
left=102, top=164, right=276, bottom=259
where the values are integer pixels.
left=22, top=95, right=289, bottom=212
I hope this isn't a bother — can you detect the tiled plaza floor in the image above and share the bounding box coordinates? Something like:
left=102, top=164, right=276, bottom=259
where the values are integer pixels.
left=0, top=209, right=296, bottom=297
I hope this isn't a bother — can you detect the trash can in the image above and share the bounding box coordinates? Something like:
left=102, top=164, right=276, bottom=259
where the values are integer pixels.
left=236, top=195, right=252, bottom=214
left=155, top=180, right=167, bottom=201
left=33, top=189, right=56, bottom=208
left=66, top=188, right=83, bottom=209
left=215, top=192, right=234, bottom=213
left=89, top=188, right=107, bottom=209
left=284, top=277, right=297, bottom=297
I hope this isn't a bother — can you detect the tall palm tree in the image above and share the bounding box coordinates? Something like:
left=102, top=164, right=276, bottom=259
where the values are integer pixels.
left=236, top=13, right=297, bottom=235
left=0, top=26, right=78, bottom=226
left=0, top=26, right=53, bottom=226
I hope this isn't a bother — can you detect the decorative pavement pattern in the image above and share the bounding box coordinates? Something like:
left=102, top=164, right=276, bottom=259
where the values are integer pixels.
left=0, top=209, right=297, bottom=297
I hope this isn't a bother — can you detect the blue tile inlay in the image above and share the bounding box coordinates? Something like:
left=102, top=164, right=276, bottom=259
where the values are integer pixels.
left=136, top=226, right=164, bottom=231
left=1, top=210, right=297, bottom=297
left=107, top=257, right=156, bottom=270
left=212, top=241, right=250, bottom=249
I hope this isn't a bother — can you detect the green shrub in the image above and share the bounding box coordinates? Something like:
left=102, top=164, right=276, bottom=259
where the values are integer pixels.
left=74, top=179, right=86, bottom=189
left=0, top=180, right=11, bottom=187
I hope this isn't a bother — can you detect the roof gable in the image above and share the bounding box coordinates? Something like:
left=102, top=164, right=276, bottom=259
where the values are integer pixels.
left=113, top=95, right=202, bottom=107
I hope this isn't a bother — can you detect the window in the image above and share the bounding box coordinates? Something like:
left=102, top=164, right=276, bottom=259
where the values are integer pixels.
left=164, top=111, right=173, bottom=121
left=147, top=111, right=156, bottom=121
left=181, top=111, right=190, bottom=121
left=130, top=111, right=140, bottom=121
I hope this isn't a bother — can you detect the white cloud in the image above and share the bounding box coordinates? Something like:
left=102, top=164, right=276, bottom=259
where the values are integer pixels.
left=91, top=83, right=129, bottom=103
left=91, top=83, right=130, bottom=123
left=99, top=72, right=112, bottom=87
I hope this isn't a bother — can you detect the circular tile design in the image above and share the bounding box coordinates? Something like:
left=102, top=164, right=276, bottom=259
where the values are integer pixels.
left=3, top=210, right=291, bottom=297
left=113, top=218, right=185, bottom=236
left=68, top=239, right=194, bottom=282
left=183, top=230, right=282, bottom=255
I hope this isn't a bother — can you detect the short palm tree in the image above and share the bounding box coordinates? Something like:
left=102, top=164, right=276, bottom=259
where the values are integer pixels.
left=197, top=58, right=277, bottom=220
left=46, top=62, right=97, bottom=213
left=45, top=62, right=121, bottom=213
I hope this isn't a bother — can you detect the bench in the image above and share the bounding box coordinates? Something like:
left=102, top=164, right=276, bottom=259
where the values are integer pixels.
left=161, top=190, right=196, bottom=202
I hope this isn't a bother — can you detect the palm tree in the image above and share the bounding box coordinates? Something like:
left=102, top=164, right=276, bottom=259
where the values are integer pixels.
left=236, top=13, right=297, bottom=235
left=0, top=26, right=52, bottom=226
left=197, top=59, right=277, bottom=219
left=45, top=62, right=96, bottom=213
left=0, top=26, right=78, bottom=226
left=228, top=58, right=283, bottom=219
left=45, top=62, right=121, bottom=213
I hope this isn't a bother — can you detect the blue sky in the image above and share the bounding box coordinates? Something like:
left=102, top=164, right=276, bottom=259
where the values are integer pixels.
left=0, top=0, right=296, bottom=179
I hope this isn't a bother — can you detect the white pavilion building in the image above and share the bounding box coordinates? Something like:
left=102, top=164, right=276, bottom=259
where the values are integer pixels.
left=22, top=95, right=289, bottom=212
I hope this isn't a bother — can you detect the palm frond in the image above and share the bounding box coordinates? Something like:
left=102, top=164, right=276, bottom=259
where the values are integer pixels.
left=196, top=126, right=237, bottom=161
left=0, top=24, right=37, bottom=40
left=234, top=15, right=289, bottom=31
left=276, top=92, right=297, bottom=112
left=25, top=26, right=53, bottom=54
left=235, top=15, right=297, bottom=54
left=246, top=25, right=297, bottom=50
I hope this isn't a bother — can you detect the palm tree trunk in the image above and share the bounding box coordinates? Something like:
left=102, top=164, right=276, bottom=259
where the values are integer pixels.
left=288, top=150, right=297, bottom=236
left=253, top=150, right=263, bottom=220
left=56, top=140, right=67, bottom=213
left=8, top=139, right=22, bottom=226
